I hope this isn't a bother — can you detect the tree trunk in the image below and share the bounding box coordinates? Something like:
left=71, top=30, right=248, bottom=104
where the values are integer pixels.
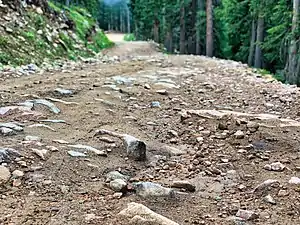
left=127, top=6, right=131, bottom=33
left=248, top=20, right=256, bottom=66
left=285, top=0, right=300, bottom=84
left=134, top=21, right=138, bottom=38
left=196, top=0, right=205, bottom=55
left=165, top=28, right=173, bottom=52
left=206, top=0, right=213, bottom=57
left=180, top=0, right=186, bottom=54
left=190, top=0, right=197, bottom=54
left=120, top=7, right=123, bottom=32
left=254, top=15, right=264, bottom=68
left=153, top=18, right=159, bottom=43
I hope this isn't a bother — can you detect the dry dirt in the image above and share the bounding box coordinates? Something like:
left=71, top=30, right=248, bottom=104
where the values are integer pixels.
left=1, top=34, right=300, bottom=225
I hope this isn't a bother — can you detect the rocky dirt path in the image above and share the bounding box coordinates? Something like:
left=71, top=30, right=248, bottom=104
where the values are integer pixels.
left=1, top=39, right=300, bottom=225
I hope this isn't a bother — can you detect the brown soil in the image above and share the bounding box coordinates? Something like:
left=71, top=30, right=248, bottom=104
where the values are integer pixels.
left=1, top=35, right=300, bottom=225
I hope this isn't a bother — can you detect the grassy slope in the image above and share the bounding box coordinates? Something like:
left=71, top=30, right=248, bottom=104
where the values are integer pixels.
left=0, top=2, right=114, bottom=67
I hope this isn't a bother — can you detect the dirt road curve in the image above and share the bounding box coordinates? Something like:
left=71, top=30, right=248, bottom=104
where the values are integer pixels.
left=1, top=39, right=300, bottom=225
left=106, top=33, right=126, bottom=43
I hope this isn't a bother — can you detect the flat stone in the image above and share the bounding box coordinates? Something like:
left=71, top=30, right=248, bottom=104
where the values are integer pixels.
left=54, top=88, right=73, bottom=95
left=162, top=145, right=185, bottom=156
left=106, top=171, right=129, bottom=182
left=289, top=177, right=300, bottom=185
left=0, top=166, right=11, bottom=185
left=0, top=122, right=23, bottom=131
left=278, top=189, right=289, bottom=197
left=25, top=136, right=41, bottom=141
left=118, top=202, right=179, bottom=225
left=32, top=148, right=48, bottom=160
left=12, top=170, right=24, bottom=178
left=252, top=179, right=280, bottom=193
left=133, top=182, right=175, bottom=198
left=68, top=150, right=87, bottom=157
left=236, top=209, right=258, bottom=221
left=68, top=144, right=107, bottom=156
left=53, top=139, right=69, bottom=144
left=0, top=148, right=20, bottom=163
left=0, top=127, right=15, bottom=136
left=171, top=180, right=196, bottom=192
left=98, top=137, right=115, bottom=143
left=264, top=162, right=285, bottom=171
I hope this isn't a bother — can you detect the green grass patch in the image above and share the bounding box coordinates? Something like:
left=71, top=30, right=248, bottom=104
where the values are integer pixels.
left=90, top=30, right=114, bottom=51
left=124, top=33, right=136, bottom=41
left=48, top=1, right=61, bottom=13
left=1, top=1, right=113, bottom=66
left=21, top=31, right=36, bottom=40
left=257, top=68, right=285, bottom=83
left=65, top=6, right=95, bottom=40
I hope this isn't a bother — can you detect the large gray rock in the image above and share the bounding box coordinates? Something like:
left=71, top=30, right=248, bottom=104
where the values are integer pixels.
left=106, top=171, right=129, bottom=182
left=133, top=182, right=175, bottom=198
left=0, top=127, right=15, bottom=136
left=123, top=135, right=146, bottom=161
left=110, top=179, right=127, bottom=192
left=0, top=122, right=23, bottom=131
left=0, top=148, right=20, bottom=163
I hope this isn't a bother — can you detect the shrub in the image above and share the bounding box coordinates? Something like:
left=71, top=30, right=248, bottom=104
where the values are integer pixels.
left=124, top=33, right=136, bottom=41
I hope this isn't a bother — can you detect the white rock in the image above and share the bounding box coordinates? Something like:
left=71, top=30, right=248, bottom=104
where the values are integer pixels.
left=118, top=202, right=179, bottom=225
left=234, top=130, right=244, bottom=139
left=12, top=170, right=24, bottom=178
left=25, top=136, right=41, bottom=141
left=264, top=162, right=285, bottom=171
left=168, top=130, right=178, bottom=137
left=0, top=127, right=15, bottom=136
left=106, top=171, right=129, bottom=182
left=264, top=194, right=276, bottom=205
left=85, top=213, right=97, bottom=221
left=0, top=166, right=11, bottom=185
left=289, top=177, right=300, bottom=185
left=32, top=148, right=48, bottom=160
left=36, top=7, right=43, bottom=14
left=163, top=145, right=185, bottom=156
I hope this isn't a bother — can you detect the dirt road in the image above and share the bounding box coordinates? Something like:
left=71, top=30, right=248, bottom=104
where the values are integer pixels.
left=1, top=38, right=300, bottom=225
left=106, top=33, right=126, bottom=43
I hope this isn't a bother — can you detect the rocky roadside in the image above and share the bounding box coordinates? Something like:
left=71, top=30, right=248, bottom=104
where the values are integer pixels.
left=1, top=42, right=300, bottom=224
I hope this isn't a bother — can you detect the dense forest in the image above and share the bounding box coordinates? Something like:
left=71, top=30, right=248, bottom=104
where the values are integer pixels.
left=53, top=0, right=299, bottom=85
